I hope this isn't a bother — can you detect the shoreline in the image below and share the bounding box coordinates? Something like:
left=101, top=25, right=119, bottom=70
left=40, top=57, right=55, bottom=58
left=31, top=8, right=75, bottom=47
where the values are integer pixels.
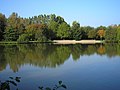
left=0, top=40, right=104, bottom=44
left=53, top=40, right=104, bottom=44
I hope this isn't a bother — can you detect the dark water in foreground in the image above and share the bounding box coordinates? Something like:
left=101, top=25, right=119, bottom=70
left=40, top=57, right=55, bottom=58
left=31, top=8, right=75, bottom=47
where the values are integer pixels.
left=0, top=44, right=120, bottom=90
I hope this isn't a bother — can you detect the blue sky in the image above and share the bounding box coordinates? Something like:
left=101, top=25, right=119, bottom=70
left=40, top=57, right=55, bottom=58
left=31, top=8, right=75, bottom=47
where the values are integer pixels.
left=0, top=0, right=120, bottom=27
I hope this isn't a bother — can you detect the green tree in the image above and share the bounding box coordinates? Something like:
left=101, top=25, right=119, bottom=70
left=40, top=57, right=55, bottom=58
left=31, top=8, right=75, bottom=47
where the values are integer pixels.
left=80, top=27, right=87, bottom=39
left=17, top=34, right=29, bottom=43
left=71, top=21, right=82, bottom=40
left=105, top=25, right=117, bottom=42
left=35, top=29, right=47, bottom=42
left=87, top=29, right=96, bottom=39
left=48, top=20, right=58, bottom=39
left=0, top=13, right=6, bottom=41
left=25, top=24, right=48, bottom=41
left=56, top=16, right=64, bottom=24
left=81, top=26, right=94, bottom=39
left=117, top=26, right=120, bottom=41
left=96, top=26, right=107, bottom=31
left=57, top=22, right=70, bottom=39
left=4, top=12, right=24, bottom=41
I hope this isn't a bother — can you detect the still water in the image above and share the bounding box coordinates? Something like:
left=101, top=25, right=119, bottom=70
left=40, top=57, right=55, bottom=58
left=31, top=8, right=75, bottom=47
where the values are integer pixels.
left=0, top=44, right=120, bottom=90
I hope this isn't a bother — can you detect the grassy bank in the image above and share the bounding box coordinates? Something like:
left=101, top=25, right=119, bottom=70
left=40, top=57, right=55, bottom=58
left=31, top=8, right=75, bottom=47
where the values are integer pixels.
left=0, top=41, right=18, bottom=44
left=0, top=41, right=53, bottom=44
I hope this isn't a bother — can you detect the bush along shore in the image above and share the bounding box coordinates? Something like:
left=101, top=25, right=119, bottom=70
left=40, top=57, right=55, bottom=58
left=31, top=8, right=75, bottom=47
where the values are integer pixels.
left=0, top=12, right=120, bottom=43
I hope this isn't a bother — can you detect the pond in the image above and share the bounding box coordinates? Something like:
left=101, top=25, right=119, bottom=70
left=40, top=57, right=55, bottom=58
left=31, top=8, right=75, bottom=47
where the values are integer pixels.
left=0, top=44, right=120, bottom=90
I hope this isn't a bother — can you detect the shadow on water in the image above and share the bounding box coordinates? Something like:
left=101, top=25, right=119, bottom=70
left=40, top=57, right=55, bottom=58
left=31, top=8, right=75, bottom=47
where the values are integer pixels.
left=0, top=43, right=120, bottom=72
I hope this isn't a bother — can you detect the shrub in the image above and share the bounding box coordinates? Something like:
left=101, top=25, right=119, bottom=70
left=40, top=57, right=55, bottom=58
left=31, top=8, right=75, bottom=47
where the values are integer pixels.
left=17, top=34, right=29, bottom=43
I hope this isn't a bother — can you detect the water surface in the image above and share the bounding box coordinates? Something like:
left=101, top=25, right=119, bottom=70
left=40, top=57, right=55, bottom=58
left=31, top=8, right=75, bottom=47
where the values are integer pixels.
left=0, top=44, right=120, bottom=90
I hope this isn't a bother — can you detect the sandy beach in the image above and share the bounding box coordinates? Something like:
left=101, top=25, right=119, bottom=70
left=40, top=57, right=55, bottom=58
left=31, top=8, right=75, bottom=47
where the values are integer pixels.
left=53, top=40, right=103, bottom=44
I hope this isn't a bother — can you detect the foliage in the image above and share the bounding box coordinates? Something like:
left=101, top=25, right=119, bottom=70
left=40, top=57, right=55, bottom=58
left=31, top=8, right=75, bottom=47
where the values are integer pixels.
left=0, top=13, right=6, bottom=41
left=17, top=34, right=29, bottom=43
left=0, top=77, right=21, bottom=90
left=35, top=30, right=47, bottom=42
left=87, top=29, right=96, bottom=39
left=0, top=12, right=120, bottom=42
left=25, top=24, right=48, bottom=41
left=4, top=12, right=25, bottom=41
left=105, top=25, right=117, bottom=41
left=70, top=21, right=81, bottom=40
left=0, top=77, right=66, bottom=90
left=117, top=26, right=120, bottom=41
left=97, top=29, right=105, bottom=40
left=80, top=26, right=93, bottom=39
left=57, top=22, right=70, bottom=39
left=48, top=21, right=58, bottom=39
left=38, top=81, right=67, bottom=90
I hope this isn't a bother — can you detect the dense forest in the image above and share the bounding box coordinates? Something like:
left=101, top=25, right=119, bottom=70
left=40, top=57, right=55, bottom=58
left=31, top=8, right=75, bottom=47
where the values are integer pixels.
left=0, top=12, right=120, bottom=43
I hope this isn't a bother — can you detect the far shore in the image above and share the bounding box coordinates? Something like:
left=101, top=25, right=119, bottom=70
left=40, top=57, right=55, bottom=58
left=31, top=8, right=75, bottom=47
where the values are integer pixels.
left=53, top=40, right=104, bottom=44
left=0, top=40, right=104, bottom=44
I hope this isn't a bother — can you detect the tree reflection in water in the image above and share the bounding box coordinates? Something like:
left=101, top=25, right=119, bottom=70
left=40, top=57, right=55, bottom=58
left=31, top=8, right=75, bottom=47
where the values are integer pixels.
left=0, top=43, right=120, bottom=72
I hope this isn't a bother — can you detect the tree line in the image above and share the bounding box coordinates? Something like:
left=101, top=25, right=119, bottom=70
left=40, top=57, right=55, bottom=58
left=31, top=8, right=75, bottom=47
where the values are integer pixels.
left=0, top=12, right=120, bottom=42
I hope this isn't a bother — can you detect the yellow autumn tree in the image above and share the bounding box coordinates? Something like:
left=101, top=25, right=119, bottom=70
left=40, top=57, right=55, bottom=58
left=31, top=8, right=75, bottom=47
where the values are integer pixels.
left=97, top=29, right=105, bottom=40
